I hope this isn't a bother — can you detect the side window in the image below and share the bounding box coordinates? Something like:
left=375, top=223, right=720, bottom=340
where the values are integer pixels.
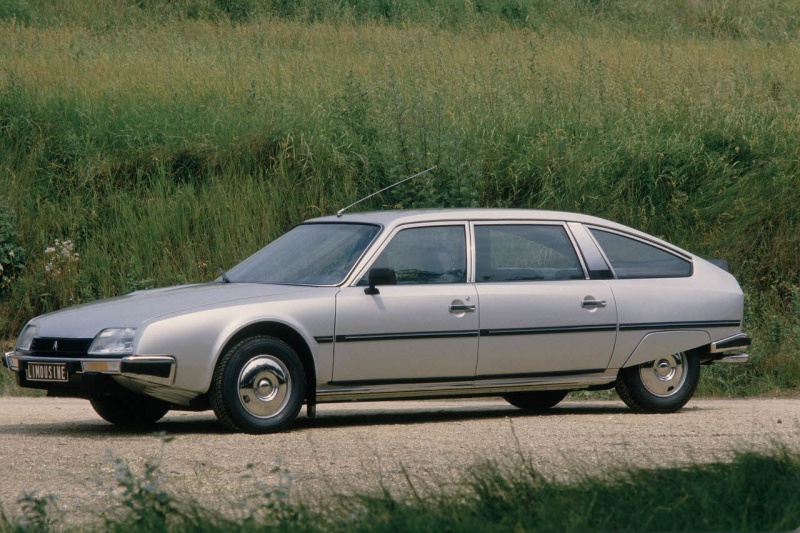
left=361, top=225, right=467, bottom=285
left=590, top=229, right=692, bottom=279
left=475, top=225, right=584, bottom=282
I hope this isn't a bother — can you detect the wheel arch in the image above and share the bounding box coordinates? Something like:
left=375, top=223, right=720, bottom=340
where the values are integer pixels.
left=621, top=330, right=711, bottom=369
left=216, top=321, right=317, bottom=404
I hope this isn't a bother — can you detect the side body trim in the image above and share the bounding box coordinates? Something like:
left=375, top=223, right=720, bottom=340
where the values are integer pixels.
left=317, top=370, right=618, bottom=402
left=317, top=320, right=736, bottom=345
left=619, top=320, right=740, bottom=331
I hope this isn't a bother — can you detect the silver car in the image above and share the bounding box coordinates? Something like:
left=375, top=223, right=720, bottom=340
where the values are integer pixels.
left=4, top=209, right=751, bottom=433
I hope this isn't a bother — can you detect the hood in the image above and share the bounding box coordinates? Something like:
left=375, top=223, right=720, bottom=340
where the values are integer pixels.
left=28, top=283, right=311, bottom=339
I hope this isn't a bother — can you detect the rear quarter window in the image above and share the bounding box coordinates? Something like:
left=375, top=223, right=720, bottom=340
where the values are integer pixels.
left=590, top=228, right=692, bottom=279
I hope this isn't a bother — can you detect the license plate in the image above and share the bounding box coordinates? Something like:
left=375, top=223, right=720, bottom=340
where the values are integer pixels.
left=25, top=362, right=68, bottom=383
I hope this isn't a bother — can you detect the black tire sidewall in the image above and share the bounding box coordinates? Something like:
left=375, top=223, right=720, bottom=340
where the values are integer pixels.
left=212, top=336, right=306, bottom=433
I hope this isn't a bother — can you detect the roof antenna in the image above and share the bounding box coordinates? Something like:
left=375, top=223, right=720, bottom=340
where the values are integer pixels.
left=336, top=166, right=437, bottom=217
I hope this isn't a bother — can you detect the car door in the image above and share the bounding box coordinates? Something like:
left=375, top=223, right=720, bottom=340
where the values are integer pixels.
left=332, top=223, right=479, bottom=383
left=473, top=222, right=618, bottom=377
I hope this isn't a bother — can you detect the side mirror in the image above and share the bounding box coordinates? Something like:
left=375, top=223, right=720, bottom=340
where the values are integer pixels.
left=365, top=267, right=396, bottom=295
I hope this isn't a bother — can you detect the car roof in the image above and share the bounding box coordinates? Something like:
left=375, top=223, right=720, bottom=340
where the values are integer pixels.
left=310, top=208, right=607, bottom=225
left=310, top=208, right=635, bottom=233
left=306, top=208, right=689, bottom=256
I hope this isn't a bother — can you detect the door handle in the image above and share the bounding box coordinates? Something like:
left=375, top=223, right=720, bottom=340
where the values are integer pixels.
left=581, top=299, right=607, bottom=309
left=449, top=303, right=476, bottom=313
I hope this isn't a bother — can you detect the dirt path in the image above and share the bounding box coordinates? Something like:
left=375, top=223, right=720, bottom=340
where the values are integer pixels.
left=0, top=397, right=797, bottom=524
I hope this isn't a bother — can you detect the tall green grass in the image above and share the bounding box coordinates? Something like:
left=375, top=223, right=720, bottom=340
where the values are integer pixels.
left=2, top=445, right=799, bottom=532
left=0, top=0, right=798, bottom=394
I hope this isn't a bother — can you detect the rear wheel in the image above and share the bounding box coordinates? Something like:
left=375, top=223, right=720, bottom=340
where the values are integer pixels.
left=615, top=351, right=700, bottom=413
left=90, top=391, right=170, bottom=428
left=503, top=390, right=568, bottom=411
left=210, top=336, right=306, bottom=434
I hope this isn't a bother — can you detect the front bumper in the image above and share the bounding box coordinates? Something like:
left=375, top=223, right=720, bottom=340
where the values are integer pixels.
left=3, top=351, right=176, bottom=386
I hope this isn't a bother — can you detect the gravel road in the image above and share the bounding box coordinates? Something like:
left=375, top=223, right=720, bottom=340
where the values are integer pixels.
left=0, top=396, right=797, bottom=524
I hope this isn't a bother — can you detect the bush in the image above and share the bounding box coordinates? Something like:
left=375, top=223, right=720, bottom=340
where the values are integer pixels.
left=0, top=198, right=25, bottom=296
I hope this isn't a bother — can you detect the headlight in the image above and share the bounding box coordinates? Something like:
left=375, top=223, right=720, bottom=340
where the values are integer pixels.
left=88, top=328, right=137, bottom=356
left=15, top=324, right=37, bottom=353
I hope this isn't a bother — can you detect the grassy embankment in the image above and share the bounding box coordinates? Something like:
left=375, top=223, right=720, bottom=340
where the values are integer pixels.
left=2, top=442, right=800, bottom=532
left=0, top=0, right=798, bottom=395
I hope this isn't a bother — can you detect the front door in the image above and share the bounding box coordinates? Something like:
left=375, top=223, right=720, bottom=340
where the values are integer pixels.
left=332, top=224, right=479, bottom=383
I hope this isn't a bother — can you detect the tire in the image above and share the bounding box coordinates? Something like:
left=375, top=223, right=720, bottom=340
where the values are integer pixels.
left=90, top=391, right=170, bottom=428
left=503, top=390, right=568, bottom=411
left=615, top=351, right=700, bottom=413
left=210, top=336, right=306, bottom=434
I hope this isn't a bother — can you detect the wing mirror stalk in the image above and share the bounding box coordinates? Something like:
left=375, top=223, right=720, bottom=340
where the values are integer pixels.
left=365, top=267, right=396, bottom=295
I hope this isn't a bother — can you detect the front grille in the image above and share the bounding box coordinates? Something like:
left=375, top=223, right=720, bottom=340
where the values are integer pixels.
left=29, top=338, right=94, bottom=358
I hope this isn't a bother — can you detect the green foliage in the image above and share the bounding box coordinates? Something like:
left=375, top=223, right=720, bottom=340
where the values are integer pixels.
left=0, top=0, right=798, bottom=395
left=14, top=492, right=59, bottom=532
left=0, top=0, right=30, bottom=24
left=698, top=284, right=800, bottom=396
left=104, top=434, right=176, bottom=532
left=0, top=198, right=25, bottom=296
left=2, top=446, right=799, bottom=531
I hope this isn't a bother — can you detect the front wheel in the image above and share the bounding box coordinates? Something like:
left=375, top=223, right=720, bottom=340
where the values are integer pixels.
left=615, top=351, right=700, bottom=413
left=210, top=336, right=306, bottom=434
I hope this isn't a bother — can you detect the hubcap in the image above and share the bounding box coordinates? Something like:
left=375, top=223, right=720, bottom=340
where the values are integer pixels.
left=237, top=355, right=291, bottom=418
left=639, top=353, right=687, bottom=397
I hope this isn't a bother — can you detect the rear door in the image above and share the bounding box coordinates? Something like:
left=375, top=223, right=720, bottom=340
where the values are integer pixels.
left=473, top=222, right=618, bottom=377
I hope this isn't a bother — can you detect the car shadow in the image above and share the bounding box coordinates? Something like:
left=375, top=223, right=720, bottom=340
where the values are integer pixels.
left=0, top=402, right=636, bottom=437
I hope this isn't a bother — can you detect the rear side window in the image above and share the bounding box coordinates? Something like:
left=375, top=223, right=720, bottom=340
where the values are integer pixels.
left=590, top=229, right=691, bottom=279
left=475, top=225, right=584, bottom=282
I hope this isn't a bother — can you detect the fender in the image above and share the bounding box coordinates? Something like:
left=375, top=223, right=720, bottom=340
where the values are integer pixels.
left=622, top=330, right=710, bottom=368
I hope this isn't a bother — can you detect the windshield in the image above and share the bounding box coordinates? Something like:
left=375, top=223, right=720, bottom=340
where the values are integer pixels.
left=226, top=223, right=382, bottom=285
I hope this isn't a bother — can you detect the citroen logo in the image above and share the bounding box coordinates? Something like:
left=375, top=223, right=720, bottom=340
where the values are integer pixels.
left=52, top=341, right=58, bottom=352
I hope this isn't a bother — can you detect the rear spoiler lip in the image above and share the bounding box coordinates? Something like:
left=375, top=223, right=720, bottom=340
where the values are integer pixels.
left=703, top=258, right=730, bottom=272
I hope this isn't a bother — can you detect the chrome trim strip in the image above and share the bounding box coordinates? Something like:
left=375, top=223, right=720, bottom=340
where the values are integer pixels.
left=316, top=371, right=618, bottom=402
left=710, top=333, right=752, bottom=353
left=716, top=354, right=749, bottom=364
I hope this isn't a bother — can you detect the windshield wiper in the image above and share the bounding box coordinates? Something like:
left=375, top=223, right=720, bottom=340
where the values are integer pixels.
left=219, top=268, right=231, bottom=284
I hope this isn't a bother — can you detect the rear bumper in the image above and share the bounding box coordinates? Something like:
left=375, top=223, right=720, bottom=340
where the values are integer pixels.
left=3, top=352, right=176, bottom=387
left=708, top=333, right=751, bottom=364
left=710, top=333, right=751, bottom=353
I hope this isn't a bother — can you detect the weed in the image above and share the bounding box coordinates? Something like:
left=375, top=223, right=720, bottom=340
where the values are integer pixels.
left=102, top=433, right=176, bottom=531
left=0, top=198, right=25, bottom=296
left=1, top=442, right=799, bottom=531
left=14, top=491, right=60, bottom=532
left=0, top=0, right=798, bottom=395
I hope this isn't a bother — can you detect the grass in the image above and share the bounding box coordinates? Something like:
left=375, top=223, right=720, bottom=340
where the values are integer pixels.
left=0, top=0, right=798, bottom=395
left=1, top=443, right=799, bottom=532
